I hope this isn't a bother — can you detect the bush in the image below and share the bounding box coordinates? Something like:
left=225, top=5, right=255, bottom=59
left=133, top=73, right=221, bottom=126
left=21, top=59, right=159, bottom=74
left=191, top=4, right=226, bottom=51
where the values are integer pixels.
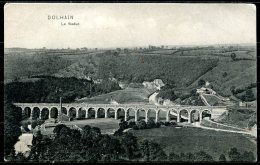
left=132, top=125, right=139, bottom=130
left=159, top=121, right=165, bottom=126
left=128, top=121, right=137, bottom=128
left=155, top=122, right=161, bottom=128
left=31, top=120, right=37, bottom=129
left=146, top=119, right=156, bottom=129
left=170, top=121, right=177, bottom=126
left=157, top=89, right=178, bottom=101
left=114, top=127, right=124, bottom=136
left=164, top=122, right=170, bottom=126
left=119, top=121, right=128, bottom=130
left=136, top=120, right=147, bottom=129
left=198, top=79, right=206, bottom=86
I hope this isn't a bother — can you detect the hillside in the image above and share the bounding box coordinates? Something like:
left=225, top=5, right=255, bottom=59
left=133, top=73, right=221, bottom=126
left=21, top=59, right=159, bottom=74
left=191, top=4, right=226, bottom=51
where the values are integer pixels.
left=4, top=46, right=256, bottom=103
left=217, top=107, right=257, bottom=129
left=188, top=59, right=256, bottom=97
left=76, top=86, right=156, bottom=104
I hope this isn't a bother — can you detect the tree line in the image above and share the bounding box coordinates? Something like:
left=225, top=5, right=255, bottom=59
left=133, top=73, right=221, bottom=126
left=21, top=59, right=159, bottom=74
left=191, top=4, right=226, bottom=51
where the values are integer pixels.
left=7, top=124, right=255, bottom=162
left=4, top=76, right=121, bottom=103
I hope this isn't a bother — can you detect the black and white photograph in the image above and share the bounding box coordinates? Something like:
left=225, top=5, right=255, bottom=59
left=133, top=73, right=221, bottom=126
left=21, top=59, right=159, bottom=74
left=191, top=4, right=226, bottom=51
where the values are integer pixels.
left=3, top=3, right=257, bottom=162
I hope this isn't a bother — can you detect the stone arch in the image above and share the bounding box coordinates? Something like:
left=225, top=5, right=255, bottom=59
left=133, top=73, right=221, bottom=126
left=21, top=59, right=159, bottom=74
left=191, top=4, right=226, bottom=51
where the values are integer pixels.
left=50, top=107, right=59, bottom=119
left=157, top=109, right=167, bottom=122
left=179, top=109, right=189, bottom=122
left=147, top=109, right=156, bottom=122
left=190, top=109, right=200, bottom=123
left=68, top=107, right=77, bottom=119
left=61, top=107, right=67, bottom=115
left=32, top=107, right=40, bottom=120
left=87, top=108, right=95, bottom=119
left=167, top=109, right=179, bottom=122
left=24, top=107, right=31, bottom=118
left=116, top=108, right=125, bottom=120
left=16, top=106, right=23, bottom=117
left=97, top=108, right=105, bottom=118
left=126, top=108, right=135, bottom=121
left=78, top=107, right=86, bottom=119
left=107, top=108, right=115, bottom=118
left=41, top=107, right=50, bottom=120
left=136, top=108, right=146, bottom=121
left=201, top=109, right=212, bottom=120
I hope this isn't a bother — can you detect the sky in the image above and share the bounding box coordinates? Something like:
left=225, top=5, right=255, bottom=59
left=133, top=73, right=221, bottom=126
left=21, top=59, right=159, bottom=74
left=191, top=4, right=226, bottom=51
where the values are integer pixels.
left=4, top=3, right=256, bottom=49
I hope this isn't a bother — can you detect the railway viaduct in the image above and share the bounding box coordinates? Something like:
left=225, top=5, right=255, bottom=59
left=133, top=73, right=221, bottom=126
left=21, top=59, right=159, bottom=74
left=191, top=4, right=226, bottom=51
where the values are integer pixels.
left=13, top=103, right=227, bottom=123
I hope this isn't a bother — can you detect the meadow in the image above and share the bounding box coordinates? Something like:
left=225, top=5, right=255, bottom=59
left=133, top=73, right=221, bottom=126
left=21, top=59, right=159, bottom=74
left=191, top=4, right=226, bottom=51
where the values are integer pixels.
left=129, top=126, right=257, bottom=161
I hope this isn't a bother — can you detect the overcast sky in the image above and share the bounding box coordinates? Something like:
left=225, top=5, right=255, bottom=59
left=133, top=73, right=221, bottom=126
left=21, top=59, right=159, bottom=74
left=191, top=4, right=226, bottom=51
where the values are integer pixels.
left=4, top=3, right=256, bottom=49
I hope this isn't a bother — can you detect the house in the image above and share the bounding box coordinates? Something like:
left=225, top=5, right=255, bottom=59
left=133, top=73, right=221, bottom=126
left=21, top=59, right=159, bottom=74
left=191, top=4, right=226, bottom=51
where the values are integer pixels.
left=239, top=101, right=246, bottom=107
left=239, top=101, right=256, bottom=107
left=196, top=87, right=216, bottom=95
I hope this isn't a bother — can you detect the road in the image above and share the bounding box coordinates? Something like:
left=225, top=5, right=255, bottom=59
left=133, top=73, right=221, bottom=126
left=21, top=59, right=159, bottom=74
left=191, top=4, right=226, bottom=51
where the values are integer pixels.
left=191, top=119, right=251, bottom=135
left=148, top=92, right=188, bottom=120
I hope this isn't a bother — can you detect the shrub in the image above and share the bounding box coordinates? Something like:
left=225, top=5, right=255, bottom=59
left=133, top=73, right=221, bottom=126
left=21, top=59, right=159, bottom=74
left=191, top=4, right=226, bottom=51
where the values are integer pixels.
left=114, top=127, right=124, bottom=136
left=170, top=121, right=177, bottom=126
left=222, top=72, right=228, bottom=78
left=119, top=121, right=128, bottom=130
left=155, top=122, right=161, bottom=128
left=219, top=154, right=226, bottom=162
left=198, top=79, right=206, bottom=86
left=164, top=122, right=170, bottom=126
left=146, top=119, right=156, bottom=129
left=31, top=120, right=37, bottom=129
left=136, top=120, right=147, bottom=129
left=132, top=125, right=139, bottom=130
left=159, top=121, right=165, bottom=126
left=128, top=121, right=137, bottom=128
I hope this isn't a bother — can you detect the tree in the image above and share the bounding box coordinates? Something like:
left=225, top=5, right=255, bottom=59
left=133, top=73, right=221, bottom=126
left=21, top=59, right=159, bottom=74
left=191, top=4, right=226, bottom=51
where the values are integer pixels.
left=194, top=151, right=213, bottom=162
left=198, top=79, right=206, bottom=86
left=228, top=148, right=241, bottom=162
left=241, top=151, right=255, bottom=162
left=30, top=130, right=44, bottom=160
left=219, top=154, right=226, bottom=162
left=242, top=89, right=255, bottom=101
left=136, top=120, right=147, bottom=129
left=231, top=53, right=237, bottom=61
left=119, top=121, right=128, bottom=130
left=53, top=124, right=68, bottom=137
left=4, top=102, right=22, bottom=156
left=139, top=139, right=167, bottom=162
left=230, top=86, right=236, bottom=94
left=168, top=152, right=180, bottom=161
left=120, top=132, right=139, bottom=160
left=146, top=119, right=156, bottom=129
left=222, top=72, right=228, bottom=78
left=98, top=135, right=121, bottom=161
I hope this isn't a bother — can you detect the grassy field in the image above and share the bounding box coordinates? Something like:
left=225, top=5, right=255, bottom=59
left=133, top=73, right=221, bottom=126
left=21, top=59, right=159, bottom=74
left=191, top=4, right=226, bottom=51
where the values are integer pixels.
left=129, top=127, right=257, bottom=161
left=76, top=87, right=156, bottom=104
left=42, top=118, right=120, bottom=135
